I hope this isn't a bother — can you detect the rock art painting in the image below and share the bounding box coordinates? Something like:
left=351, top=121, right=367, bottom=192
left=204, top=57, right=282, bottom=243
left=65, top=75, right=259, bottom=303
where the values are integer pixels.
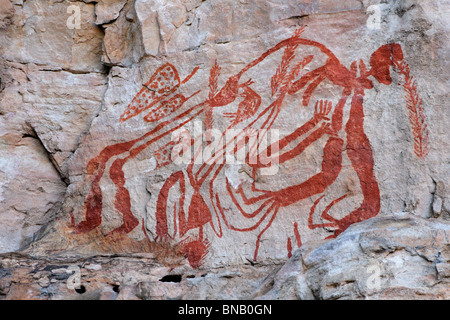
left=71, top=28, right=428, bottom=268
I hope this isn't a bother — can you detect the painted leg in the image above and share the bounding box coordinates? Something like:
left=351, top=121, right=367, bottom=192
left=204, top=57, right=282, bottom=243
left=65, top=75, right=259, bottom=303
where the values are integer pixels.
left=337, top=94, right=380, bottom=235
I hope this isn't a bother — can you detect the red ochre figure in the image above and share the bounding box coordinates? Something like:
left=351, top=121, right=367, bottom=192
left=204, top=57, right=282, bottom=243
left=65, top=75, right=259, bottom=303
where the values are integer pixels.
left=71, top=28, right=429, bottom=268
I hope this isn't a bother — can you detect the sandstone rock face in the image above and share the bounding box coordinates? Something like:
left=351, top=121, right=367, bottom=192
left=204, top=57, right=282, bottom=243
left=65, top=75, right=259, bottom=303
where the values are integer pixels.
left=0, top=0, right=107, bottom=252
left=252, top=214, right=450, bottom=300
left=0, top=0, right=449, bottom=299
left=1, top=214, right=448, bottom=300
left=0, top=251, right=275, bottom=300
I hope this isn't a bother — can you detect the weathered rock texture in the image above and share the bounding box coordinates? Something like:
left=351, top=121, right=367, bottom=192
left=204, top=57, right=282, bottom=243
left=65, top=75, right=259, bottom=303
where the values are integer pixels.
left=0, top=0, right=449, bottom=299
left=253, top=214, right=450, bottom=300
left=1, top=214, right=448, bottom=300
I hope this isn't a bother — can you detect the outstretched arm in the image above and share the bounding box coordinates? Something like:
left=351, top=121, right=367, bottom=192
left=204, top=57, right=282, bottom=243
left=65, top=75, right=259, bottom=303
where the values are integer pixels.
left=248, top=100, right=333, bottom=168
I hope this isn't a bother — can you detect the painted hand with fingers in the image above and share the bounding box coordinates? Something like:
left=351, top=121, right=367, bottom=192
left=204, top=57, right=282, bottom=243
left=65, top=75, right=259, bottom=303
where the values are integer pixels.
left=313, top=99, right=333, bottom=122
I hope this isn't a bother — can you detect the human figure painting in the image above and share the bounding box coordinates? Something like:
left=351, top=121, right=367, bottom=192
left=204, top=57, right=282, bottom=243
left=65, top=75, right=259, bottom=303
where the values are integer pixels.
left=70, top=28, right=429, bottom=268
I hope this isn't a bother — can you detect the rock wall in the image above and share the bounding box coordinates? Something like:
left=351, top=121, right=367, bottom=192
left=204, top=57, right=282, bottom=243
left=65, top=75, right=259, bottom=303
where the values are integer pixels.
left=253, top=214, right=450, bottom=300
left=0, top=0, right=448, bottom=299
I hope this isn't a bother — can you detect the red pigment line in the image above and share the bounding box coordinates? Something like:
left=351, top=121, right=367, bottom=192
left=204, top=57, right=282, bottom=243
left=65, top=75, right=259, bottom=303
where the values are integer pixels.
left=253, top=204, right=280, bottom=261
left=156, top=170, right=186, bottom=239
left=287, top=238, right=293, bottom=258
left=273, top=136, right=343, bottom=208
left=109, top=109, right=204, bottom=234
left=339, top=93, right=380, bottom=235
left=75, top=103, right=206, bottom=233
left=293, top=222, right=302, bottom=247
left=215, top=193, right=275, bottom=233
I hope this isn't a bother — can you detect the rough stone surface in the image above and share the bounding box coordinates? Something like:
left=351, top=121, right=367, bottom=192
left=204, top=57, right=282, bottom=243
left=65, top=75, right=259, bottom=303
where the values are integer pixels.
left=0, top=0, right=108, bottom=253
left=0, top=250, right=276, bottom=300
left=252, top=214, right=450, bottom=300
left=0, top=0, right=449, bottom=299
left=1, top=214, right=448, bottom=300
